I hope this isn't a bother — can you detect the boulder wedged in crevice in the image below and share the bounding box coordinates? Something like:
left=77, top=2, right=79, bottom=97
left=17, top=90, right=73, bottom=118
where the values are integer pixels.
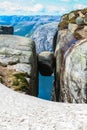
left=38, top=51, right=55, bottom=76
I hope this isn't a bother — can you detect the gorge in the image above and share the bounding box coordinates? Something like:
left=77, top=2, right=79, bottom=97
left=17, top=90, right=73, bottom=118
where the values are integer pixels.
left=0, top=8, right=87, bottom=129
left=0, top=15, right=59, bottom=100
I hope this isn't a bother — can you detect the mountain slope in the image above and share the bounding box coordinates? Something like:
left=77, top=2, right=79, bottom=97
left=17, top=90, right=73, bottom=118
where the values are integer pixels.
left=0, top=15, right=60, bottom=36
left=32, top=22, right=58, bottom=53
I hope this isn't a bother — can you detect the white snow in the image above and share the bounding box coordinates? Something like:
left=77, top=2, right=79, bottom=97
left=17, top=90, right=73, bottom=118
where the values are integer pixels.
left=0, top=83, right=87, bottom=130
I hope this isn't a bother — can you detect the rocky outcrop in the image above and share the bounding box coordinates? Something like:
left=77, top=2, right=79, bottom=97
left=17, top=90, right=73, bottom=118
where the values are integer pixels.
left=38, top=51, right=54, bottom=76
left=60, top=39, right=87, bottom=103
left=0, top=35, right=38, bottom=96
left=0, top=26, right=14, bottom=34
left=0, top=83, right=87, bottom=130
left=54, top=8, right=87, bottom=103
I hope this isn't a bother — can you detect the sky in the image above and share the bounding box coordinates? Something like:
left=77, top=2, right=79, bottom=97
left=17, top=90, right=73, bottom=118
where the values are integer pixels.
left=0, top=0, right=87, bottom=15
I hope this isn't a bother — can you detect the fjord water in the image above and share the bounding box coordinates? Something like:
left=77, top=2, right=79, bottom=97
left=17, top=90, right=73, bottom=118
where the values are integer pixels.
left=0, top=15, right=60, bottom=100
left=38, top=74, right=54, bottom=100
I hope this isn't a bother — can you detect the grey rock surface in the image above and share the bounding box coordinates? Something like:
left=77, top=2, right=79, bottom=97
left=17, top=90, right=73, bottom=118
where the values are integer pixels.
left=68, top=23, right=78, bottom=33
left=55, top=27, right=87, bottom=103
left=76, top=17, right=84, bottom=25
left=60, top=39, right=87, bottom=103
left=69, top=12, right=75, bottom=20
left=0, top=35, right=38, bottom=96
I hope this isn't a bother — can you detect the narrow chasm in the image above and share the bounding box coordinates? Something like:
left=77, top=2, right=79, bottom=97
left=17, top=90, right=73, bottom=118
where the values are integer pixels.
left=37, top=51, right=55, bottom=100
left=37, top=31, right=58, bottom=101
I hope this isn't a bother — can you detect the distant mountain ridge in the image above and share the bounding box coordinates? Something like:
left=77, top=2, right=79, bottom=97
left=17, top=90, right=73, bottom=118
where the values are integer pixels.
left=0, top=15, right=60, bottom=24
left=0, top=15, right=60, bottom=36
left=0, top=15, right=60, bottom=52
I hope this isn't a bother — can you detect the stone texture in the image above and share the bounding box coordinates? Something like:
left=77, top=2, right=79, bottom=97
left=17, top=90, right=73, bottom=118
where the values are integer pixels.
left=76, top=26, right=87, bottom=38
left=55, top=29, right=87, bottom=103
left=84, top=13, right=87, bottom=24
left=76, top=17, right=84, bottom=25
left=55, top=29, right=76, bottom=81
left=0, top=26, right=14, bottom=34
left=55, top=29, right=68, bottom=101
left=0, top=83, right=87, bottom=130
left=59, top=39, right=87, bottom=103
left=54, top=8, right=87, bottom=102
left=69, top=12, right=75, bottom=20
left=68, top=23, right=78, bottom=33
left=0, top=35, right=38, bottom=96
left=58, top=8, right=87, bottom=30
left=38, top=51, right=54, bottom=76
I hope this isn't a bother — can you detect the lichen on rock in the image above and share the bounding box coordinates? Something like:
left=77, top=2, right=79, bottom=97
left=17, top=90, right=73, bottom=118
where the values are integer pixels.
left=0, top=35, right=38, bottom=96
left=58, top=8, right=87, bottom=31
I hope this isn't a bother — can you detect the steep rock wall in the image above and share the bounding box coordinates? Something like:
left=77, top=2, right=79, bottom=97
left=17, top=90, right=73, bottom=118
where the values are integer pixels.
left=0, top=35, right=38, bottom=96
left=54, top=8, right=87, bottom=103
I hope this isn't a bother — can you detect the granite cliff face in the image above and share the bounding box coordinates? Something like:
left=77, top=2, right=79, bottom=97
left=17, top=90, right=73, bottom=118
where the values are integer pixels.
left=0, top=34, right=38, bottom=96
left=54, top=8, right=87, bottom=103
left=60, top=39, right=87, bottom=103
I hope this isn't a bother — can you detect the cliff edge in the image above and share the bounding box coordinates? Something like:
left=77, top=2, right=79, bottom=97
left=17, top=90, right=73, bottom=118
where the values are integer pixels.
left=0, top=35, right=38, bottom=96
left=54, top=8, right=87, bottom=103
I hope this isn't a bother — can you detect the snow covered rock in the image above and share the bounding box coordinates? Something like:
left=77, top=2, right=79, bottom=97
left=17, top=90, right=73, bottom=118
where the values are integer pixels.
left=0, top=83, right=87, bottom=130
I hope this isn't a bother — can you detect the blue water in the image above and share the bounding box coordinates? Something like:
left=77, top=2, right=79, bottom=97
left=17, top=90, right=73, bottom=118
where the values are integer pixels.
left=38, top=73, right=54, bottom=100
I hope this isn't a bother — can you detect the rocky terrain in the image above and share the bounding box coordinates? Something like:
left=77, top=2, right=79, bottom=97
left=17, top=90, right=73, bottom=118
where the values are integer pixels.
left=0, top=34, right=38, bottom=96
left=54, top=8, right=87, bottom=103
left=0, top=8, right=87, bottom=129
